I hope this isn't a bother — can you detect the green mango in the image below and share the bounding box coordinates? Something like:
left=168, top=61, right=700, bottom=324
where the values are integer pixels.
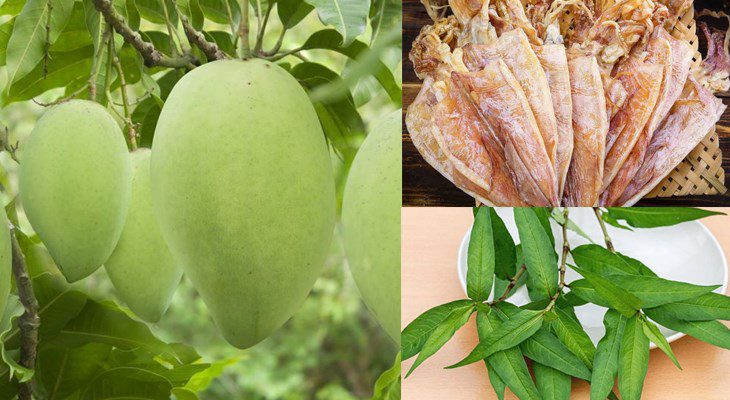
left=151, top=59, right=336, bottom=349
left=342, top=109, right=402, bottom=343
left=18, top=100, right=131, bottom=282
left=0, top=211, right=11, bottom=317
left=105, top=149, right=181, bottom=322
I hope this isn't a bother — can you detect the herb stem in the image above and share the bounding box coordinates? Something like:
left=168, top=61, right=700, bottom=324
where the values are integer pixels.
left=558, top=208, right=569, bottom=291
left=494, top=264, right=527, bottom=303
left=593, top=207, right=615, bottom=252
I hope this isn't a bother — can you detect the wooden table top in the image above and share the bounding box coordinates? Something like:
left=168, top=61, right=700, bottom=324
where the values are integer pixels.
left=401, top=207, right=730, bottom=399
left=401, top=0, right=730, bottom=206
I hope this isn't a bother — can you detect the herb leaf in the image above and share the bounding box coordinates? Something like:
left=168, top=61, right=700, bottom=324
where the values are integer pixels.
left=401, top=300, right=474, bottom=360
left=618, top=315, right=650, bottom=400
left=490, top=208, right=517, bottom=280
left=641, top=317, right=681, bottom=369
left=604, top=207, right=724, bottom=228
left=494, top=303, right=592, bottom=380
left=405, top=304, right=476, bottom=377
left=534, top=362, right=571, bottom=400
left=467, top=207, right=495, bottom=301
left=571, top=245, right=656, bottom=276
left=644, top=308, right=730, bottom=350
left=514, top=208, right=558, bottom=301
left=590, top=310, right=628, bottom=400
left=487, top=365, right=507, bottom=400
left=447, top=308, right=544, bottom=369
left=571, top=266, right=642, bottom=317
left=571, top=276, right=719, bottom=308
left=550, top=306, right=596, bottom=369
left=477, top=310, right=540, bottom=400
left=648, top=292, right=730, bottom=321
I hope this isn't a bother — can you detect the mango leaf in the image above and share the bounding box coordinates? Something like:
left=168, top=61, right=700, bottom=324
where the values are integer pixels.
left=369, top=0, right=400, bottom=46
left=203, top=30, right=235, bottom=56
left=82, top=0, right=110, bottom=104
left=571, top=265, right=642, bottom=317
left=303, top=0, right=368, bottom=46
left=644, top=308, right=730, bottom=350
left=198, top=0, right=239, bottom=26
left=53, top=2, right=91, bottom=51
left=372, top=353, right=400, bottom=400
left=467, top=207, right=495, bottom=301
left=135, top=0, right=178, bottom=24
left=533, top=362, right=571, bottom=400
left=289, top=62, right=364, bottom=160
left=477, top=310, right=540, bottom=400
left=405, top=303, right=475, bottom=377
left=447, top=308, right=543, bottom=369
left=550, top=306, right=595, bottom=369
left=402, top=300, right=474, bottom=359
left=53, top=300, right=185, bottom=363
left=648, top=292, right=730, bottom=321
left=0, top=18, right=16, bottom=66
left=514, top=208, right=558, bottom=301
left=177, top=0, right=204, bottom=30
left=299, top=29, right=400, bottom=105
left=590, top=309, right=628, bottom=400
left=494, top=302, right=591, bottom=380
left=603, top=207, right=724, bottom=228
left=183, top=357, right=240, bottom=392
left=0, top=0, right=27, bottom=16
left=641, top=317, right=680, bottom=369
left=114, top=0, right=141, bottom=30
left=79, top=366, right=173, bottom=399
left=3, top=45, right=94, bottom=104
left=0, top=362, right=18, bottom=399
left=5, top=0, right=75, bottom=85
left=37, top=343, right=113, bottom=399
left=571, top=244, right=656, bottom=277
left=277, top=0, right=313, bottom=28
left=0, top=298, right=33, bottom=382
left=618, top=315, right=649, bottom=400
left=491, top=208, right=516, bottom=280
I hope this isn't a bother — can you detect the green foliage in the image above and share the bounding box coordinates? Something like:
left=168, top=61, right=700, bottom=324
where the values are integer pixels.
left=403, top=207, right=730, bottom=400
left=467, top=207, right=495, bottom=302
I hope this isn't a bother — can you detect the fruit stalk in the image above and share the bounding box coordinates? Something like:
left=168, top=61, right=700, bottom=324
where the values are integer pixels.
left=10, top=227, right=39, bottom=400
left=238, top=0, right=251, bottom=58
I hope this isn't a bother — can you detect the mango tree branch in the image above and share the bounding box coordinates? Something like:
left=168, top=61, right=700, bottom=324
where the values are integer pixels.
left=180, top=15, right=227, bottom=61
left=238, top=0, right=251, bottom=58
left=91, top=0, right=197, bottom=68
left=10, top=226, right=39, bottom=400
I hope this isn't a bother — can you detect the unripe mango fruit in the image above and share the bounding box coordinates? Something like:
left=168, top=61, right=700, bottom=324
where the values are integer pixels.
left=105, top=149, right=181, bottom=322
left=0, top=211, right=11, bottom=316
left=342, top=109, right=402, bottom=343
left=19, top=100, right=131, bottom=282
left=151, top=59, right=336, bottom=349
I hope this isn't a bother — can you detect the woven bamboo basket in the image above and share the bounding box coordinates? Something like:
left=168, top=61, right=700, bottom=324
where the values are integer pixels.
left=646, top=6, right=727, bottom=198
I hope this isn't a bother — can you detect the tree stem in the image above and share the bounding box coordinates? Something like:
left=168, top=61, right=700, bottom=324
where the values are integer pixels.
left=10, top=227, right=39, bottom=400
left=110, top=40, right=137, bottom=150
left=593, top=208, right=615, bottom=253
left=253, top=0, right=273, bottom=54
left=91, top=0, right=196, bottom=68
left=180, top=14, right=227, bottom=61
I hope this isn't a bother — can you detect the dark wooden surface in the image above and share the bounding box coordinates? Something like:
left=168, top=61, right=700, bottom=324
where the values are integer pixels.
left=402, top=0, right=730, bottom=206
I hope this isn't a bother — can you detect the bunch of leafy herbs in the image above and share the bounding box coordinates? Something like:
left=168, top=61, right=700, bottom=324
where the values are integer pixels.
left=402, top=207, right=730, bottom=400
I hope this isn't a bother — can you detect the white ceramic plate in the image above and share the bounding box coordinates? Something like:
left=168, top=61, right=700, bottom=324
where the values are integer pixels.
left=457, top=208, right=728, bottom=348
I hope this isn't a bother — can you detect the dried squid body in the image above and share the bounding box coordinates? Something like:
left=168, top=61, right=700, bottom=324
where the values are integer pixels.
left=535, top=43, right=574, bottom=199
left=455, top=60, right=559, bottom=205
left=463, top=29, right=560, bottom=180
left=407, top=76, right=526, bottom=206
left=602, top=62, right=664, bottom=192
left=563, top=52, right=608, bottom=206
left=619, top=78, right=727, bottom=206
left=601, top=28, right=693, bottom=205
